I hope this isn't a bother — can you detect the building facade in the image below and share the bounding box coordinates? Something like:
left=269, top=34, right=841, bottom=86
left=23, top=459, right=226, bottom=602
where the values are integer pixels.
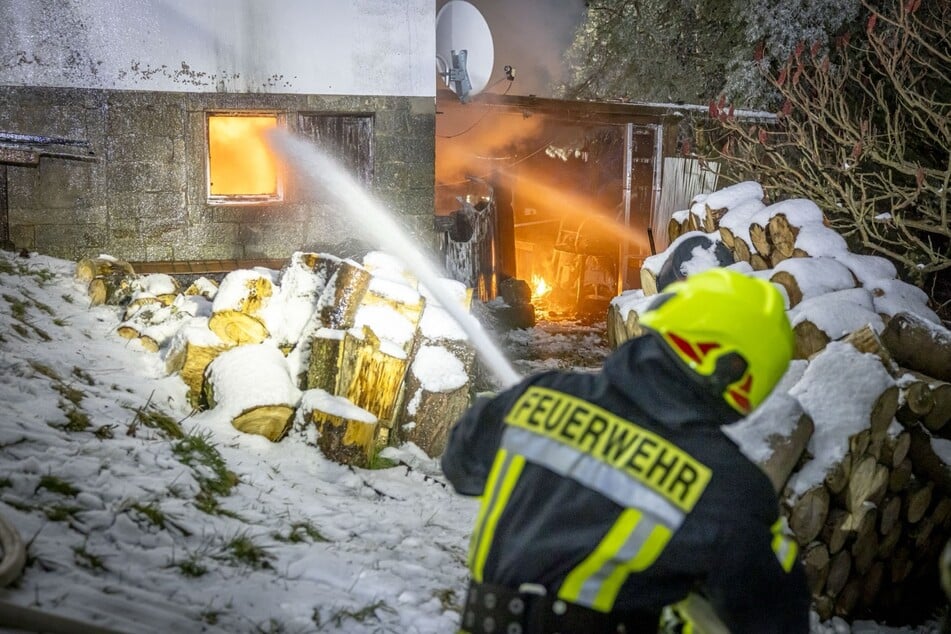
left=0, top=0, right=436, bottom=263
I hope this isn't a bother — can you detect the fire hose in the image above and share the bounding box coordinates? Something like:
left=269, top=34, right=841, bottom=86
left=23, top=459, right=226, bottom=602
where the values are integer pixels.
left=0, top=511, right=124, bottom=634
left=0, top=511, right=25, bottom=587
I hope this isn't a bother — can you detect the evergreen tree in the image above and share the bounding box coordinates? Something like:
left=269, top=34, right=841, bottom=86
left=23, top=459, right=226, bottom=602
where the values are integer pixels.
left=561, top=0, right=860, bottom=108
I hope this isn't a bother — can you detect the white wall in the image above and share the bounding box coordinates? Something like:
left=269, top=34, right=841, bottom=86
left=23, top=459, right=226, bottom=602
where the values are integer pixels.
left=0, top=0, right=435, bottom=96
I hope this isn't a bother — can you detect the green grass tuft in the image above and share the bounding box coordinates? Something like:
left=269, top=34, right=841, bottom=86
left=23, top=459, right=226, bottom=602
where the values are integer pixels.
left=61, top=406, right=90, bottom=432
left=328, top=600, right=395, bottom=628
left=36, top=474, right=79, bottom=497
left=367, top=443, right=397, bottom=470
left=176, top=554, right=208, bottom=578
left=220, top=532, right=273, bottom=570
left=172, top=431, right=240, bottom=516
left=135, top=407, right=184, bottom=439
left=44, top=505, right=80, bottom=522
left=54, top=383, right=85, bottom=406
left=3, top=294, right=26, bottom=320
left=173, top=432, right=238, bottom=495
left=71, top=367, right=95, bottom=386
left=131, top=502, right=167, bottom=529
left=73, top=545, right=106, bottom=571
left=29, top=361, right=60, bottom=381
left=273, top=520, right=329, bottom=544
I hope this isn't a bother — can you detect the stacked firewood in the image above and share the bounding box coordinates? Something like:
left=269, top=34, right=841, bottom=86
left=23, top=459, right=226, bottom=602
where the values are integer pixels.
left=75, top=252, right=475, bottom=467
left=611, top=182, right=951, bottom=623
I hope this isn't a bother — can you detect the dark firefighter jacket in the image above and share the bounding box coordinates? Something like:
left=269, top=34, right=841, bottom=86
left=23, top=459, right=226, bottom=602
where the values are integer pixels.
left=441, top=334, right=810, bottom=633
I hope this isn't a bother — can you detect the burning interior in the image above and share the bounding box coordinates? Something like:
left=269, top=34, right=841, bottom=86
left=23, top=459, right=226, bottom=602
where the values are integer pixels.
left=207, top=113, right=283, bottom=203
left=435, top=92, right=689, bottom=322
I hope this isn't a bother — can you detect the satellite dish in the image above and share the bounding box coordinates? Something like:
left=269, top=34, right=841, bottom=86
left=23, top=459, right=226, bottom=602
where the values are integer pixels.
left=436, top=0, right=494, bottom=102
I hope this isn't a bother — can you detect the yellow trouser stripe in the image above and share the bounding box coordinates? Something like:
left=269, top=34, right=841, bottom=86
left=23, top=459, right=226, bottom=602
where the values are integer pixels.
left=468, top=450, right=525, bottom=582
left=558, top=508, right=673, bottom=612
left=771, top=519, right=798, bottom=572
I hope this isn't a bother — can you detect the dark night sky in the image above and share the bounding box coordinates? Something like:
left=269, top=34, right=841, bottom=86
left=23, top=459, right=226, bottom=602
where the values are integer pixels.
left=437, top=0, right=587, bottom=98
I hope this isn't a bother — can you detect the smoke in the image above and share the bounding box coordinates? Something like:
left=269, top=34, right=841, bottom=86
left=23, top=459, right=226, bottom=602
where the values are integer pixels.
left=436, top=108, right=547, bottom=190
left=438, top=0, right=586, bottom=98
left=478, top=0, right=585, bottom=96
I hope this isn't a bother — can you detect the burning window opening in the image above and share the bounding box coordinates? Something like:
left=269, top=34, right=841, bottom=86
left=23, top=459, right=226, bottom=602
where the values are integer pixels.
left=207, top=113, right=283, bottom=204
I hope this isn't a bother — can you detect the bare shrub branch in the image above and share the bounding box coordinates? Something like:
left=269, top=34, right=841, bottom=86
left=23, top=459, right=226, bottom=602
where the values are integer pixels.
left=698, top=0, right=949, bottom=282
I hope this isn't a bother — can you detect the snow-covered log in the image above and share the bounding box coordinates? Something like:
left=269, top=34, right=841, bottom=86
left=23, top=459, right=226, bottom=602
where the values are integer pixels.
left=352, top=276, right=425, bottom=355
left=788, top=288, right=884, bottom=359
left=724, top=392, right=814, bottom=493
left=183, top=276, right=219, bottom=300
left=788, top=223, right=849, bottom=259
left=387, top=279, right=477, bottom=456
left=337, top=326, right=409, bottom=427
left=203, top=342, right=300, bottom=441
left=260, top=252, right=334, bottom=350
left=74, top=255, right=135, bottom=282
left=163, top=316, right=232, bottom=409
left=769, top=257, right=856, bottom=308
left=119, top=274, right=183, bottom=320
left=117, top=294, right=211, bottom=352
left=318, top=259, right=371, bottom=329
left=208, top=269, right=275, bottom=346
left=881, top=312, right=951, bottom=383
left=762, top=199, right=825, bottom=261
left=397, top=343, right=472, bottom=457
left=606, top=290, right=653, bottom=349
left=87, top=272, right=135, bottom=307
left=305, top=328, right=345, bottom=393
left=299, top=389, right=377, bottom=467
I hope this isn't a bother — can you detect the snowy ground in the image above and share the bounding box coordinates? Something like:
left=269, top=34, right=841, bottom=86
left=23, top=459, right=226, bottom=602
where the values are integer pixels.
left=0, top=249, right=939, bottom=633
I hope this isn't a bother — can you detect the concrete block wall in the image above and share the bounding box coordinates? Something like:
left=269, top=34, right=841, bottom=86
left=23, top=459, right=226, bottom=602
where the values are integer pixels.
left=0, top=86, right=435, bottom=262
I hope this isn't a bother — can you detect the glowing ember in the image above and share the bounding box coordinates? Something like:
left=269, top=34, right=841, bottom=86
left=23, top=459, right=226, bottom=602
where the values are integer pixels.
left=532, top=274, right=552, bottom=298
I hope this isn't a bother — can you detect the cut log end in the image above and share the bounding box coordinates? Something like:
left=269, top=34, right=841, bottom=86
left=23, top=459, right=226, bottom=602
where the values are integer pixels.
left=208, top=310, right=269, bottom=346
left=232, top=405, right=296, bottom=442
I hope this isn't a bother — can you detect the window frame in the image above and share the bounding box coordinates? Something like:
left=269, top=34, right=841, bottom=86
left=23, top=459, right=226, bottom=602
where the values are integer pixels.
left=205, top=110, right=286, bottom=206
left=296, top=112, right=375, bottom=186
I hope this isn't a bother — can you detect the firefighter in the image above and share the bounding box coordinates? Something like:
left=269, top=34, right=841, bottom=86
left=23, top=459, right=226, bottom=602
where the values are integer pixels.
left=442, top=268, right=810, bottom=633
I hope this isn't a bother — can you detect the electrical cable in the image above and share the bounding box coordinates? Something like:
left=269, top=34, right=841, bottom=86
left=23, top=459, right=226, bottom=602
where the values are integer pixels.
left=436, top=76, right=515, bottom=139
left=436, top=136, right=557, bottom=188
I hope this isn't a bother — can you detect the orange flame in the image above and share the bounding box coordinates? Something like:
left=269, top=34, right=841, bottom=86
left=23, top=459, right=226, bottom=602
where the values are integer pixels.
left=532, top=274, right=551, bottom=298
left=208, top=115, right=279, bottom=196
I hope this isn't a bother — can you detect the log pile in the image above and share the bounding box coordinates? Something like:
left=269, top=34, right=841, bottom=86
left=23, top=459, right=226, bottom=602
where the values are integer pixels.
left=613, top=181, right=951, bottom=624
left=76, top=256, right=137, bottom=306
left=76, top=250, right=477, bottom=466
